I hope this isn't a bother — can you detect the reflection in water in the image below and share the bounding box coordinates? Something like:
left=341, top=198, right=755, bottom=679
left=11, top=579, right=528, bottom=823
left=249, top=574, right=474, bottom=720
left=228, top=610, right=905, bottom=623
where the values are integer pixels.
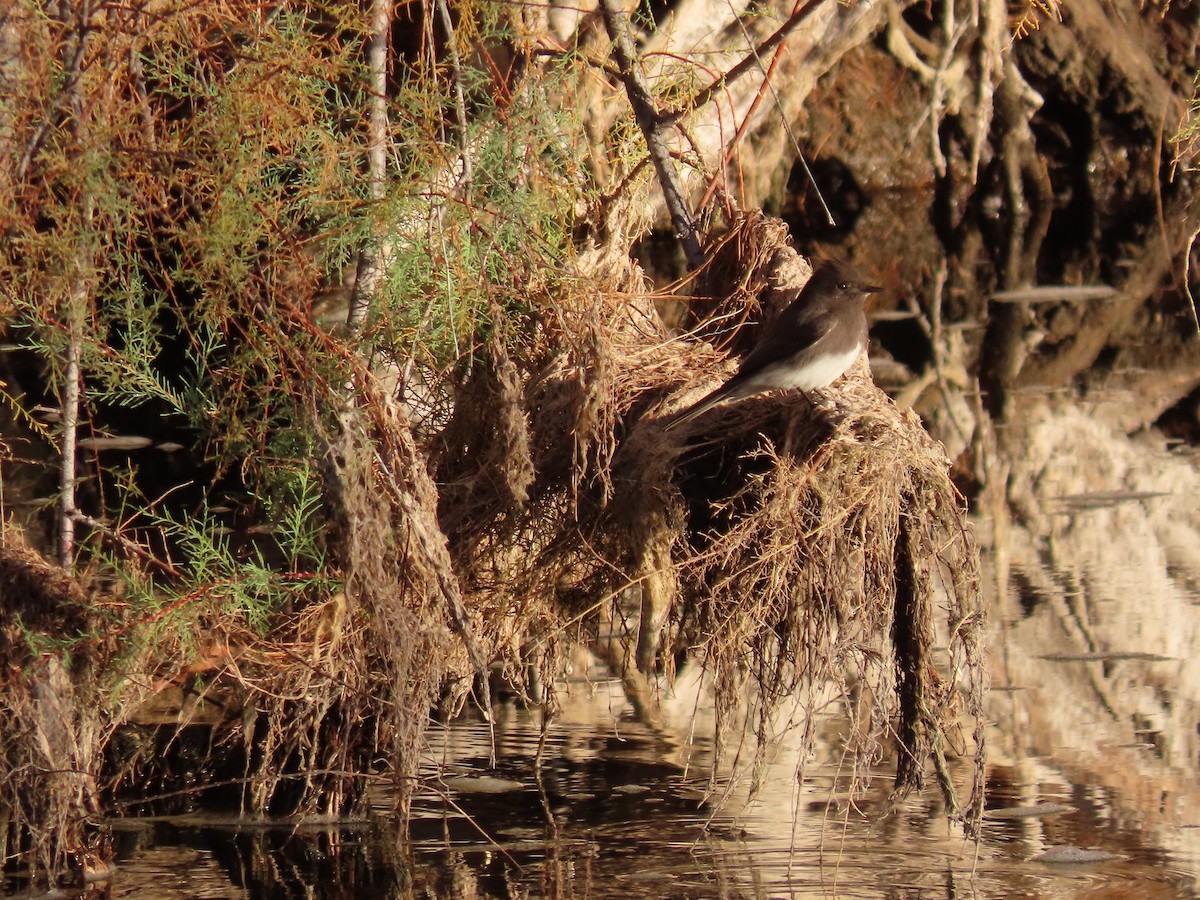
left=73, top=422, right=1200, bottom=897
left=97, top=649, right=1199, bottom=899
left=981, top=403, right=1200, bottom=900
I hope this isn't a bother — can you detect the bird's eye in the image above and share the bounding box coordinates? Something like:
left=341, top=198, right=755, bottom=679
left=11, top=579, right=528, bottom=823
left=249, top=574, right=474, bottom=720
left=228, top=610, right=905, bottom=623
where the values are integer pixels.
left=838, top=282, right=849, bottom=290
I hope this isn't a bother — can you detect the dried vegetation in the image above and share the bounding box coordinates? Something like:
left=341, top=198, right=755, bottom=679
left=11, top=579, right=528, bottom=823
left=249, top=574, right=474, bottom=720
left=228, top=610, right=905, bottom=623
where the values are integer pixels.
left=0, top=0, right=987, bottom=886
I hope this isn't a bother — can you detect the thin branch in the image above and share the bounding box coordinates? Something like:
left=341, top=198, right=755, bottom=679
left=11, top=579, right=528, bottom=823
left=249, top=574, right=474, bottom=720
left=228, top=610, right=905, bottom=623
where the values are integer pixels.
left=16, top=0, right=93, bottom=182
left=58, top=0, right=97, bottom=571
left=1184, top=224, right=1200, bottom=332
left=705, top=0, right=834, bottom=225
left=59, top=283, right=83, bottom=569
left=435, top=0, right=473, bottom=195
left=599, top=0, right=704, bottom=270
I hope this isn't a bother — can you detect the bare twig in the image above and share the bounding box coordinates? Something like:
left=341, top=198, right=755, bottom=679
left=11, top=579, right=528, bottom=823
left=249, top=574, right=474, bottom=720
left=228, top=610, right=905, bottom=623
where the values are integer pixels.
left=1184, top=224, right=1200, bottom=332
left=711, top=0, right=834, bottom=225
left=16, top=0, right=93, bottom=182
left=435, top=0, right=473, bottom=195
left=599, top=0, right=704, bottom=270
left=58, top=1, right=97, bottom=570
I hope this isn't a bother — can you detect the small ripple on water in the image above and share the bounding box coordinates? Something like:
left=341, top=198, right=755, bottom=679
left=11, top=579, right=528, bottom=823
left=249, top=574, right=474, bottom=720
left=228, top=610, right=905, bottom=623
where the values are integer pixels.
left=71, top=704, right=1200, bottom=900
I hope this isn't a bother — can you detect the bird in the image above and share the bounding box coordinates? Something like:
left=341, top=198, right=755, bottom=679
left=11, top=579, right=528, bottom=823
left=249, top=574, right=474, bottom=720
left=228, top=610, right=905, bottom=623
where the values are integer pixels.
left=661, top=258, right=880, bottom=432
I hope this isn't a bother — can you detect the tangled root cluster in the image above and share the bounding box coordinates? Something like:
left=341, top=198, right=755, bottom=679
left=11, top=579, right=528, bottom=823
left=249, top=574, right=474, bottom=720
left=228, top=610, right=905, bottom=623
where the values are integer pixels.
left=0, top=212, right=985, bottom=883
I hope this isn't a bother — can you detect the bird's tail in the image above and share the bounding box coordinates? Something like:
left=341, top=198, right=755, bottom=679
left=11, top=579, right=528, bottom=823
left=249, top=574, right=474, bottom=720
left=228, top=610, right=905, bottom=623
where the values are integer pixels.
left=660, top=384, right=733, bottom=432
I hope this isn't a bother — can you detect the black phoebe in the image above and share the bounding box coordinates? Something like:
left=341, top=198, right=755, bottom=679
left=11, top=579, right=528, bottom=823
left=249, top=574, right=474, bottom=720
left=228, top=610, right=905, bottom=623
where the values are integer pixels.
left=662, top=258, right=880, bottom=431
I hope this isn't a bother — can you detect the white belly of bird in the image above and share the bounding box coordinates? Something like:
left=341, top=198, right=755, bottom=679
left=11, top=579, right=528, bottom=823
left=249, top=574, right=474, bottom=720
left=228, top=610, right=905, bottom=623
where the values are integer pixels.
left=749, top=341, right=864, bottom=393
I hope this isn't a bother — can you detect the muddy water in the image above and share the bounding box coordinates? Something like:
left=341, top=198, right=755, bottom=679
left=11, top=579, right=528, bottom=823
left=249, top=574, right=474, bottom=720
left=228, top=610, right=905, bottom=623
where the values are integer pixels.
left=92, top=535, right=1200, bottom=900
left=27, top=422, right=1200, bottom=898
left=94, top=701, right=1200, bottom=898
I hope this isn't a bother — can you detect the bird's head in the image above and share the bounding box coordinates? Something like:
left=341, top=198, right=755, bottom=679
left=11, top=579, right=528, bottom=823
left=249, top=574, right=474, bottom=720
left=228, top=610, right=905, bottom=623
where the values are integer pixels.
left=807, top=258, right=882, bottom=305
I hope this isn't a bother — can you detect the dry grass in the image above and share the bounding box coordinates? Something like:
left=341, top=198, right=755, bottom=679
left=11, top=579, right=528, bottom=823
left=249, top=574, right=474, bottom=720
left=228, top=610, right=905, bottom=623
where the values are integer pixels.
left=0, top=531, right=109, bottom=877
left=0, top=212, right=985, bottom=886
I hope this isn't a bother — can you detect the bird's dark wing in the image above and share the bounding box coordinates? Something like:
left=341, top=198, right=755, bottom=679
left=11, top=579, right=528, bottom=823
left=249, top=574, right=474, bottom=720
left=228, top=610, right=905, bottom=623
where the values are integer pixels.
left=661, top=308, right=840, bottom=432
left=731, top=305, right=841, bottom=381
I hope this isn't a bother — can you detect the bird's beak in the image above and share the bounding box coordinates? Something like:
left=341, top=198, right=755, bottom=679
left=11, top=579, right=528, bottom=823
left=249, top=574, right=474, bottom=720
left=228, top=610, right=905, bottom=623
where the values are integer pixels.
left=864, top=283, right=883, bottom=294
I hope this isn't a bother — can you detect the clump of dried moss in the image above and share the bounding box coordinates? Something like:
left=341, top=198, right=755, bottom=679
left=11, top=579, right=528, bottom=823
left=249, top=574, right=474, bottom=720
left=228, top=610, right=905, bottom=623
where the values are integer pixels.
left=448, top=210, right=986, bottom=829
left=667, top=359, right=984, bottom=822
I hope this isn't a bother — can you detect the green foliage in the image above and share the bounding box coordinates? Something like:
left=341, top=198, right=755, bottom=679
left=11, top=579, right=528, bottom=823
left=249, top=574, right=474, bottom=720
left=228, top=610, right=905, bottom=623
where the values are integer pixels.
left=365, top=66, right=594, bottom=378
left=152, top=456, right=336, bottom=634
left=11, top=616, right=82, bottom=661
left=4, top=0, right=615, bottom=880
left=0, top=1, right=370, bottom=620
left=260, top=441, right=331, bottom=574
left=0, top=0, right=592, bottom=647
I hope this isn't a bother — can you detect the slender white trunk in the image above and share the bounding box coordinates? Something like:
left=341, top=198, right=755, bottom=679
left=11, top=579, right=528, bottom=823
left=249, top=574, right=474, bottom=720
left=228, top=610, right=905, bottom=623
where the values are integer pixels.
left=347, top=0, right=392, bottom=333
